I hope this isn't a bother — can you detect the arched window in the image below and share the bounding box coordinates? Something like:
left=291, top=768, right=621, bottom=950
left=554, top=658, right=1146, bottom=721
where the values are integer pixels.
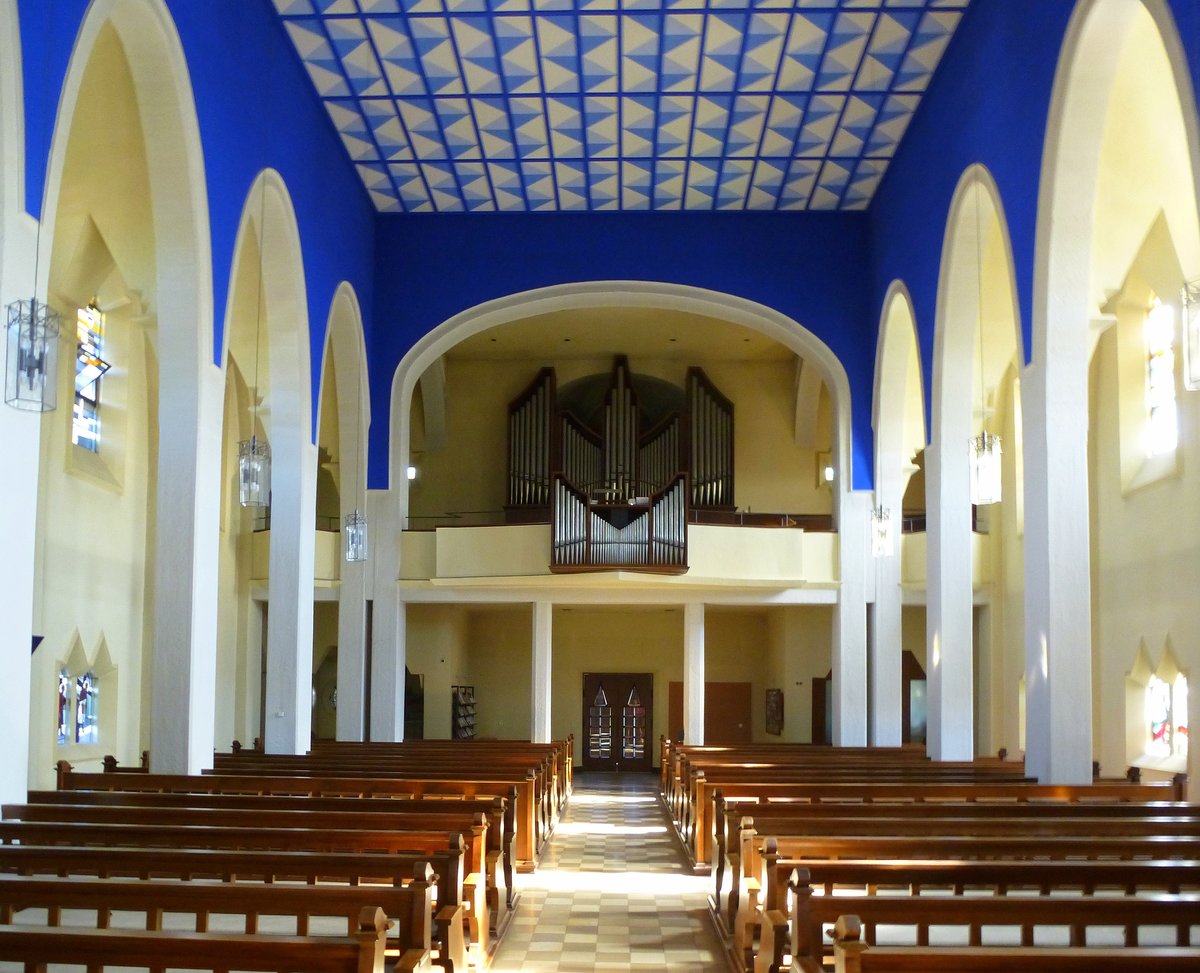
left=1144, top=298, right=1178, bottom=456
left=72, top=301, right=109, bottom=452
left=56, top=670, right=72, bottom=745
left=75, top=671, right=99, bottom=744
left=1145, top=671, right=1188, bottom=759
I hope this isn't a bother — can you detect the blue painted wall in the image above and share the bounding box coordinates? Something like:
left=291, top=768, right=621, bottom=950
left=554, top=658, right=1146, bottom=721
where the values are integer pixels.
left=867, top=0, right=1073, bottom=440
left=16, top=0, right=377, bottom=437
left=370, top=211, right=875, bottom=490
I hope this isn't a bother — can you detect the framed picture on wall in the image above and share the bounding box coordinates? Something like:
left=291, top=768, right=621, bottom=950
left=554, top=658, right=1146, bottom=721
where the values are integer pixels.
left=765, top=688, right=784, bottom=736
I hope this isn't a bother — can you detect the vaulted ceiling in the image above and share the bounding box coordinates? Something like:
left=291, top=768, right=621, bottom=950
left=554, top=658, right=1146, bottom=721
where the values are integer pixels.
left=273, top=0, right=970, bottom=213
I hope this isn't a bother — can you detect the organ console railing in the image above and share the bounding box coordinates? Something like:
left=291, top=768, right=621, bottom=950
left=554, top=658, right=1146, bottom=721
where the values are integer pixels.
left=508, top=355, right=734, bottom=572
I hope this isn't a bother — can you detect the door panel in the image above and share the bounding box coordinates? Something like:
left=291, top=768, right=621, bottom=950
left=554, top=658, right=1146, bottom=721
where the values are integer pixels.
left=667, top=680, right=753, bottom=745
left=583, top=672, right=653, bottom=771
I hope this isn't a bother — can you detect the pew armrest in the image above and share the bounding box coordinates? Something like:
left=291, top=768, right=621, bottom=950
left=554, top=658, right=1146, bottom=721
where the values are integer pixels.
left=754, top=908, right=789, bottom=973
left=395, top=946, right=434, bottom=972
left=435, top=903, right=467, bottom=972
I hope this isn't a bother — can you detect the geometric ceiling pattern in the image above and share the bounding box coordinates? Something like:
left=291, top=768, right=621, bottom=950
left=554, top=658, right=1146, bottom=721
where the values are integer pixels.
left=272, top=0, right=969, bottom=213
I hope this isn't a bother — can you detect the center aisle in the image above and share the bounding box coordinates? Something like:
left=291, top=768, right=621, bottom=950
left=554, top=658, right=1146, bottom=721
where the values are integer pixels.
left=490, top=770, right=727, bottom=971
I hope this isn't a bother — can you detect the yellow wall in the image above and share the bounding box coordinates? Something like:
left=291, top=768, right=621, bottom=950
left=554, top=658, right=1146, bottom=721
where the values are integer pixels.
left=466, top=608, right=533, bottom=739
left=763, top=606, right=833, bottom=743
left=410, top=353, right=831, bottom=524
left=407, top=604, right=471, bottom=740
left=31, top=25, right=157, bottom=787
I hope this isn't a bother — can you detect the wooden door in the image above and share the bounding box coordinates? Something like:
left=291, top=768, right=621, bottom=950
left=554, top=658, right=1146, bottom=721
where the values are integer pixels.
left=582, top=672, right=653, bottom=772
left=668, top=681, right=753, bottom=744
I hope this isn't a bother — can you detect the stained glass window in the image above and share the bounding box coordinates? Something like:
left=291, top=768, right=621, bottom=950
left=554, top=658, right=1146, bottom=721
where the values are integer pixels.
left=72, top=301, right=109, bottom=452
left=1145, top=299, right=1178, bottom=456
left=75, top=671, right=98, bottom=745
left=587, top=685, right=611, bottom=761
left=56, top=670, right=72, bottom=745
left=622, top=686, right=645, bottom=760
left=1144, top=670, right=1188, bottom=763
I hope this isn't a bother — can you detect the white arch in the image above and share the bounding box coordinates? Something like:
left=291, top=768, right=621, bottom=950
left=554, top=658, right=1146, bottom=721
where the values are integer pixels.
left=1029, top=0, right=1200, bottom=785
left=36, top=0, right=218, bottom=776
left=927, top=163, right=1023, bottom=762
left=873, top=280, right=926, bottom=499
left=318, top=282, right=371, bottom=742
left=870, top=280, right=926, bottom=746
left=387, top=281, right=854, bottom=508
left=0, top=0, right=21, bottom=267
left=375, top=280, right=866, bottom=744
left=220, top=168, right=312, bottom=445
left=221, top=167, right=315, bottom=755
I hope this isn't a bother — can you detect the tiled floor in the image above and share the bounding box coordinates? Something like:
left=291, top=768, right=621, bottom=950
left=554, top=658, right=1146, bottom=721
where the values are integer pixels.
left=490, top=771, right=727, bottom=972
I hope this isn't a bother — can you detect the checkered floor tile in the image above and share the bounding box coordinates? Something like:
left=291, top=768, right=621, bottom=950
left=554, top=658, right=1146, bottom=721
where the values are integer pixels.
left=491, top=771, right=725, bottom=971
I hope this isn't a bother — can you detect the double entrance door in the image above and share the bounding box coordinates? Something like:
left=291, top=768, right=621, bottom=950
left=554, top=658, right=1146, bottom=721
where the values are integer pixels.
left=582, top=672, right=653, bottom=772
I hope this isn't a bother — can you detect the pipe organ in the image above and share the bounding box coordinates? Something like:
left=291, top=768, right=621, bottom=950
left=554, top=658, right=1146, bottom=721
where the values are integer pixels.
left=506, top=356, right=733, bottom=573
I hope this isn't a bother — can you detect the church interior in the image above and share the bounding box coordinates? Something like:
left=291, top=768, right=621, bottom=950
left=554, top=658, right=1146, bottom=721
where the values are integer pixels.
left=2, top=1, right=1200, bottom=964
left=0, top=0, right=1199, bottom=966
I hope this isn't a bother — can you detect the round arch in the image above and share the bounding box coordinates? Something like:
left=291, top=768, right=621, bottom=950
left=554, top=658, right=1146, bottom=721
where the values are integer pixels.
left=1029, top=0, right=1200, bottom=785
left=387, top=281, right=855, bottom=519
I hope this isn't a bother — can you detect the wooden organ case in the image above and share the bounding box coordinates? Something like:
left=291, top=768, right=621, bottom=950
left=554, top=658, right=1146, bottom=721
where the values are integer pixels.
left=506, top=356, right=734, bottom=573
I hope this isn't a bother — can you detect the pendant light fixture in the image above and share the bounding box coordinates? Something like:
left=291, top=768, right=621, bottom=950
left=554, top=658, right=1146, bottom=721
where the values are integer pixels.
left=5, top=0, right=59, bottom=412
left=343, top=426, right=367, bottom=563
left=238, top=182, right=271, bottom=508
left=871, top=503, right=894, bottom=558
left=968, top=185, right=1002, bottom=505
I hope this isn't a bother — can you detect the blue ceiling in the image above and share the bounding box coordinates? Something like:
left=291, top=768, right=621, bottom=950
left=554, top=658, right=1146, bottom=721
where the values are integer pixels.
left=272, top=0, right=969, bottom=213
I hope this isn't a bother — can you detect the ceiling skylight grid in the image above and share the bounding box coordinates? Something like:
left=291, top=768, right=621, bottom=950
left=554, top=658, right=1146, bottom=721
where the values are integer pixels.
left=273, top=0, right=969, bottom=213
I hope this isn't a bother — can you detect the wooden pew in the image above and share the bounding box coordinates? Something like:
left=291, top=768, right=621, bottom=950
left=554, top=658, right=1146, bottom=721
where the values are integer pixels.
left=24, top=788, right=517, bottom=919
left=754, top=865, right=1200, bottom=972
left=56, top=763, right=544, bottom=873
left=0, top=866, right=442, bottom=969
left=0, top=845, right=468, bottom=971
left=208, top=757, right=557, bottom=852
left=722, top=809, right=1200, bottom=935
left=685, top=778, right=1188, bottom=870
left=819, top=914, right=1200, bottom=973
left=4, top=798, right=511, bottom=937
left=0, top=905, right=395, bottom=972
left=0, top=818, right=490, bottom=960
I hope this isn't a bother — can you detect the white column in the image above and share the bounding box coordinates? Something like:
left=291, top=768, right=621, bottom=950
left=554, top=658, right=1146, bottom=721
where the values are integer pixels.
left=263, top=437, right=318, bottom=754
left=0, top=408, right=40, bottom=801
left=833, top=490, right=869, bottom=745
left=335, top=551, right=367, bottom=741
left=925, top=442, right=975, bottom=761
left=150, top=362, right=224, bottom=773
left=0, top=208, right=40, bottom=801
left=870, top=499, right=903, bottom=746
left=683, top=602, right=705, bottom=745
left=1023, top=358, right=1092, bottom=783
left=369, top=488, right=405, bottom=741
left=531, top=601, right=552, bottom=743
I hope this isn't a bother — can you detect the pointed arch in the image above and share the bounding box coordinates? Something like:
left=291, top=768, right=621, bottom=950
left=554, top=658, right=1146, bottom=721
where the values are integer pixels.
left=1029, top=0, right=1200, bottom=785
left=873, top=280, right=927, bottom=508
left=220, top=168, right=312, bottom=447
left=926, top=163, right=1024, bottom=763
left=317, top=281, right=370, bottom=517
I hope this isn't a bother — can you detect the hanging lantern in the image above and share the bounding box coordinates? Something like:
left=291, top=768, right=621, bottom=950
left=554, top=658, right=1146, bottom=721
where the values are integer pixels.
left=5, top=298, right=60, bottom=412
left=969, top=431, right=1002, bottom=505
left=238, top=434, right=271, bottom=507
left=344, top=508, right=368, bottom=562
left=871, top=504, right=894, bottom=558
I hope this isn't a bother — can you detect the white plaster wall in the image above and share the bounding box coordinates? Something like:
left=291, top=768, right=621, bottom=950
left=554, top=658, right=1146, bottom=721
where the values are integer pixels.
left=30, top=25, right=158, bottom=787
left=1089, top=325, right=1199, bottom=783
